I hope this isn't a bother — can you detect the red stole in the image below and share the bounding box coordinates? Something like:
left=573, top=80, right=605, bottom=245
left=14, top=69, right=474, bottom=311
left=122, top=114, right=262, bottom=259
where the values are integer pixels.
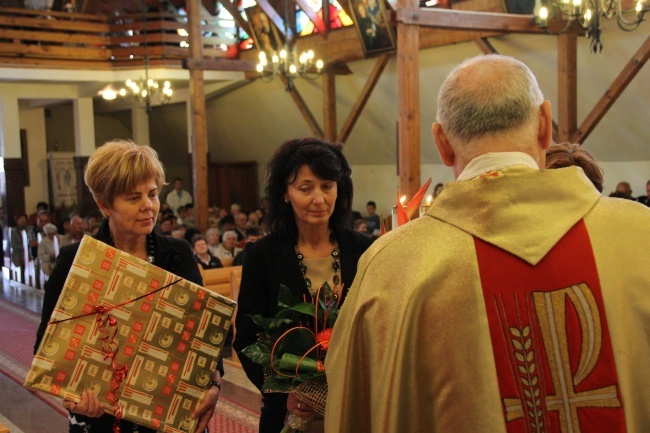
left=474, top=220, right=626, bottom=433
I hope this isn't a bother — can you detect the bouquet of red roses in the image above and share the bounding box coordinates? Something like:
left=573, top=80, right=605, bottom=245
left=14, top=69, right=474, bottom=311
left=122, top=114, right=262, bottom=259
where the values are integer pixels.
left=242, top=283, right=340, bottom=432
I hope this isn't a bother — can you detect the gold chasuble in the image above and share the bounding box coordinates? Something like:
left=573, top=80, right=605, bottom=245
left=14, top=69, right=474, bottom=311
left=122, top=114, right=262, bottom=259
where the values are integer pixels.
left=324, top=166, right=650, bottom=433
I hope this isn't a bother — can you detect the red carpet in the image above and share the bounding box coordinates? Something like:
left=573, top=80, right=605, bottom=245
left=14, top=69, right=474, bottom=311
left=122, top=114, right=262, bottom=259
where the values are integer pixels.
left=0, top=297, right=259, bottom=433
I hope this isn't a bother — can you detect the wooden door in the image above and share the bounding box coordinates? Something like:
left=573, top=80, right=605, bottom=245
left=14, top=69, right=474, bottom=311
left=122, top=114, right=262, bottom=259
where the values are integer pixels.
left=208, top=161, right=259, bottom=213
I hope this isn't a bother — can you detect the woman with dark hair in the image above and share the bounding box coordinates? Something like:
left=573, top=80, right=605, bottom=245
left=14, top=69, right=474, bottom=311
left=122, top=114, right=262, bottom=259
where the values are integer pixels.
left=545, top=142, right=604, bottom=192
left=233, top=138, right=373, bottom=433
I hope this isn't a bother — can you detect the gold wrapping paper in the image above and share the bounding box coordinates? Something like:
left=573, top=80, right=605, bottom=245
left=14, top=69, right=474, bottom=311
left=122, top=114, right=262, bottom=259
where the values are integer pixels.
left=24, top=237, right=236, bottom=433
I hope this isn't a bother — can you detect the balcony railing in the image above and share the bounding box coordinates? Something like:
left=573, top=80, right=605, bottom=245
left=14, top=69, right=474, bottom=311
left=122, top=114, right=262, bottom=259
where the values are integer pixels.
left=0, top=7, right=238, bottom=69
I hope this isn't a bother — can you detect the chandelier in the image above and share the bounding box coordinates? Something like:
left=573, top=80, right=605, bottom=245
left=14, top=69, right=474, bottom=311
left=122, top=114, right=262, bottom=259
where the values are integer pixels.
left=119, top=77, right=173, bottom=111
left=116, top=1, right=173, bottom=112
left=256, top=48, right=324, bottom=90
left=536, top=0, right=647, bottom=53
left=255, top=0, right=325, bottom=90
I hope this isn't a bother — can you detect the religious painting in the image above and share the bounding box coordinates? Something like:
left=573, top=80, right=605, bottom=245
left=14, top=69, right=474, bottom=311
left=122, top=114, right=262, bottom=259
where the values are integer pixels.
left=245, top=6, right=283, bottom=56
left=349, top=0, right=396, bottom=55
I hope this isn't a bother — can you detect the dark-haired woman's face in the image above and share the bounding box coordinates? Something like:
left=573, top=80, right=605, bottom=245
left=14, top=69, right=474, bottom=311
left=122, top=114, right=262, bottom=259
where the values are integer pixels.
left=284, top=165, right=337, bottom=231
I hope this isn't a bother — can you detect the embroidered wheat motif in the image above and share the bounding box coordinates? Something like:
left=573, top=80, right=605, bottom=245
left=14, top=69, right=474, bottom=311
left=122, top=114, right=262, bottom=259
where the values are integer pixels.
left=509, top=325, right=545, bottom=433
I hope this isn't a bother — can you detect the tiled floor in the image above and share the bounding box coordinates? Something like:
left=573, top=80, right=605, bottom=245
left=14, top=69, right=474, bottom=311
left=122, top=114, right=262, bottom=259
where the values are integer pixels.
left=0, top=269, right=262, bottom=432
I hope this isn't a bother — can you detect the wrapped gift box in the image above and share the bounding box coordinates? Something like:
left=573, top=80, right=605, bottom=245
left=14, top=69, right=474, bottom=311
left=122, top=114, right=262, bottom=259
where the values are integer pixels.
left=24, top=237, right=235, bottom=433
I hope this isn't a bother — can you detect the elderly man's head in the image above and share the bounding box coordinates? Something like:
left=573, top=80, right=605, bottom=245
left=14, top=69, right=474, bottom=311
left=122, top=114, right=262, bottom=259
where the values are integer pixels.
left=433, top=55, right=552, bottom=178
left=222, top=231, right=238, bottom=251
left=70, top=215, right=85, bottom=236
left=615, top=182, right=632, bottom=199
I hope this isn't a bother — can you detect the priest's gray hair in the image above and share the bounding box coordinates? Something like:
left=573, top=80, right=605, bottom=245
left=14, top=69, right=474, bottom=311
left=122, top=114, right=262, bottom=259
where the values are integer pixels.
left=436, top=54, right=544, bottom=143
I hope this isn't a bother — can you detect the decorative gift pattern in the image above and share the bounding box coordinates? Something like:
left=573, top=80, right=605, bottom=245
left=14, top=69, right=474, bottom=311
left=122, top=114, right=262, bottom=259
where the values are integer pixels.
left=24, top=237, right=235, bottom=433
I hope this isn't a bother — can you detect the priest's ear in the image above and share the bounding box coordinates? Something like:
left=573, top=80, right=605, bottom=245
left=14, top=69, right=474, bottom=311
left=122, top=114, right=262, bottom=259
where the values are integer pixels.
left=538, top=100, right=553, bottom=150
left=433, top=122, right=455, bottom=167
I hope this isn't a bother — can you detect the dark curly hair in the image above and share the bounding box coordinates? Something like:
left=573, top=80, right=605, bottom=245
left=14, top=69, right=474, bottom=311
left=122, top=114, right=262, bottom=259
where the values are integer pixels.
left=265, top=138, right=353, bottom=237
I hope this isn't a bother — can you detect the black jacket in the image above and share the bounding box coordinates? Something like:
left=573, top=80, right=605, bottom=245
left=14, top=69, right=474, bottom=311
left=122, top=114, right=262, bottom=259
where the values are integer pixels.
left=233, top=228, right=373, bottom=432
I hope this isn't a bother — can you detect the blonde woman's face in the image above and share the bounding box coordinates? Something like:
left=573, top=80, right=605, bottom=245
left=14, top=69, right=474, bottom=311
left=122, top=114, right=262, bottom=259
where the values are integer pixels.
left=101, top=178, right=160, bottom=239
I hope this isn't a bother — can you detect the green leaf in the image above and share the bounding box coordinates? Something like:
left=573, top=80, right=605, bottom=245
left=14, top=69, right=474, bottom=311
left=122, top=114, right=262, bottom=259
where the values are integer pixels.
left=326, top=308, right=339, bottom=328
left=279, top=353, right=320, bottom=373
left=250, top=315, right=275, bottom=332
left=278, top=284, right=301, bottom=310
left=288, top=302, right=321, bottom=319
left=276, top=327, right=316, bottom=357
left=241, top=342, right=272, bottom=368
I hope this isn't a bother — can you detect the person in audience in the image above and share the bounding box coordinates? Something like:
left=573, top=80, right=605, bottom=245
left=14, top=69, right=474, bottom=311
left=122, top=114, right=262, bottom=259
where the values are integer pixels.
left=325, top=55, right=650, bottom=433
left=247, top=210, right=261, bottom=228
left=637, top=179, right=650, bottom=206
left=234, top=212, right=248, bottom=241
left=213, top=230, right=241, bottom=260
left=37, top=223, right=60, bottom=277
left=184, top=227, right=202, bottom=246
left=59, top=217, right=71, bottom=236
left=158, top=216, right=174, bottom=236
left=34, top=140, right=222, bottom=433
left=10, top=213, right=32, bottom=268
left=183, top=203, right=196, bottom=228
left=165, top=177, right=193, bottom=217
left=545, top=142, right=604, bottom=192
left=353, top=218, right=368, bottom=234
left=232, top=226, right=263, bottom=266
left=612, top=181, right=634, bottom=199
left=433, top=182, right=444, bottom=198
left=230, top=203, right=242, bottom=217
left=205, top=228, right=221, bottom=255
left=192, top=235, right=223, bottom=270
left=234, top=138, right=374, bottom=433
left=363, top=201, right=380, bottom=236
left=219, top=215, right=236, bottom=235
left=29, top=201, right=55, bottom=227
left=207, top=206, right=220, bottom=228
left=171, top=229, right=184, bottom=239
left=59, top=215, right=85, bottom=247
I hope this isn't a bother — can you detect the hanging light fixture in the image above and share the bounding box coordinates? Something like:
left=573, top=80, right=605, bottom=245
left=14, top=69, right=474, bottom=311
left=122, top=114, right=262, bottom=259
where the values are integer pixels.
left=117, top=2, right=173, bottom=112
left=255, top=0, right=325, bottom=90
left=535, top=0, right=647, bottom=53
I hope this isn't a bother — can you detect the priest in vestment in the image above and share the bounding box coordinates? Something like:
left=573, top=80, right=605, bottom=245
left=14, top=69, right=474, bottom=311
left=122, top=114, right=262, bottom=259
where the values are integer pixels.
left=324, top=55, right=650, bottom=433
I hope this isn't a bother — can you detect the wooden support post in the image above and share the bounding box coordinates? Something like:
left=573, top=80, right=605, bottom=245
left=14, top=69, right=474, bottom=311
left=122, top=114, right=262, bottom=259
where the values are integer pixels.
left=557, top=32, right=577, bottom=143
left=397, top=0, right=421, bottom=200
left=571, top=35, right=650, bottom=144
left=323, top=69, right=337, bottom=141
left=188, top=0, right=209, bottom=231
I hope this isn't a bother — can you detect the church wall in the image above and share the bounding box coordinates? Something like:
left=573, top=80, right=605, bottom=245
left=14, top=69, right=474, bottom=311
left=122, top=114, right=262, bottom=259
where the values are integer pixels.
left=18, top=107, right=49, bottom=215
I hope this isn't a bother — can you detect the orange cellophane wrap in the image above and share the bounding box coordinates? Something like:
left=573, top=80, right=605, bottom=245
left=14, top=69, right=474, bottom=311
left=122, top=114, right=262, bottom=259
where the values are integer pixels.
left=24, top=237, right=236, bottom=433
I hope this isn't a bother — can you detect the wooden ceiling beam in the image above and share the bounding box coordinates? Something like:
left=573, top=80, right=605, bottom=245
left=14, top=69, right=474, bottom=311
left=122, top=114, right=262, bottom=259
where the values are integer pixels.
left=571, top=35, right=650, bottom=144
left=280, top=75, right=324, bottom=138
left=474, top=37, right=498, bottom=54
left=216, top=0, right=251, bottom=34
left=337, top=54, right=390, bottom=143
left=184, top=58, right=259, bottom=71
left=256, top=0, right=287, bottom=36
left=396, top=8, right=575, bottom=34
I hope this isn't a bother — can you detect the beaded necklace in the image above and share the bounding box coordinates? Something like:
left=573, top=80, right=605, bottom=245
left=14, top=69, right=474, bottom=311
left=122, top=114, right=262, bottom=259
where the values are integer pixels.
left=103, top=223, right=155, bottom=264
left=295, top=233, right=340, bottom=297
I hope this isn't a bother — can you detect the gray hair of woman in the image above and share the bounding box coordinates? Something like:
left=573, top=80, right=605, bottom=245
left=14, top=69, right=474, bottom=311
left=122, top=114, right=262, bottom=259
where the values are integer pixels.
left=43, top=223, right=58, bottom=236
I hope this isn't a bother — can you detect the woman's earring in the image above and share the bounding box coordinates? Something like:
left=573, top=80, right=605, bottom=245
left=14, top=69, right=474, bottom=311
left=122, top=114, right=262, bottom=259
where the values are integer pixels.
left=284, top=199, right=289, bottom=204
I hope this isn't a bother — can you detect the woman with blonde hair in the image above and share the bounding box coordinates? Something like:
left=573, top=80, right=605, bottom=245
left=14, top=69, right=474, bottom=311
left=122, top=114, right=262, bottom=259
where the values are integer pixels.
left=35, top=140, right=221, bottom=433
